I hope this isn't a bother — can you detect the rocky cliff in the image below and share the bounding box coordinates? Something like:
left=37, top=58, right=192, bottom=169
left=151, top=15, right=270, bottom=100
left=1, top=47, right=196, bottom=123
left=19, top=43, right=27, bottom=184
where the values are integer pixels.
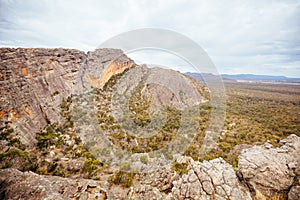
left=1, top=47, right=209, bottom=173
left=0, top=48, right=134, bottom=147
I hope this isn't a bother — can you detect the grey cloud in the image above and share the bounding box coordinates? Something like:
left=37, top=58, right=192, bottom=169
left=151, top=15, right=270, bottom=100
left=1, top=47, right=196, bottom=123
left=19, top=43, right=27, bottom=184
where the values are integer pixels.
left=0, top=0, right=299, bottom=77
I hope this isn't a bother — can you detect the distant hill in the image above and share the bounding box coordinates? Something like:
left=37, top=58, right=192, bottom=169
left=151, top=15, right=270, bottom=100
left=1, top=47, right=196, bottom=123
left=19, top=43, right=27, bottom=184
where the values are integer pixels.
left=221, top=74, right=300, bottom=82
left=185, top=72, right=300, bottom=83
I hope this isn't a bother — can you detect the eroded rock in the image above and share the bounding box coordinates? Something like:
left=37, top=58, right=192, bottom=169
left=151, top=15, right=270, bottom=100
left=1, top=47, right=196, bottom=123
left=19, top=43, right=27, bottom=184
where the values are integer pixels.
left=171, top=157, right=252, bottom=200
left=238, top=134, right=300, bottom=199
left=0, top=168, right=110, bottom=200
left=0, top=48, right=133, bottom=147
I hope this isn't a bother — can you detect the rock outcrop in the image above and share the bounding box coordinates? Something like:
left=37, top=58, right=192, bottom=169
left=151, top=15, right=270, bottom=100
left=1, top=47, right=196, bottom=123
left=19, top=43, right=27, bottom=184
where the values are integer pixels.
left=0, top=134, right=299, bottom=199
left=171, top=157, right=252, bottom=200
left=128, top=156, right=252, bottom=200
left=128, top=134, right=300, bottom=199
left=0, top=48, right=133, bottom=147
left=238, top=134, right=300, bottom=199
left=0, top=168, right=110, bottom=200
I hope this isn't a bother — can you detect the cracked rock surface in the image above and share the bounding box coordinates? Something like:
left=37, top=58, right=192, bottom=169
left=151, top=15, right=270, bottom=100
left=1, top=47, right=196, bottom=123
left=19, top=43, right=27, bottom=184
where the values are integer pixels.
left=171, top=157, right=252, bottom=200
left=0, top=168, right=110, bottom=200
left=238, top=134, right=300, bottom=199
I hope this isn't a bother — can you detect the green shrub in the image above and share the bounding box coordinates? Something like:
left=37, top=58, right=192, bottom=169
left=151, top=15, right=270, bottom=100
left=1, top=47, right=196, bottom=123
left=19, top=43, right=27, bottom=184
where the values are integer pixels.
left=83, top=157, right=101, bottom=176
left=219, top=142, right=231, bottom=153
left=172, top=161, right=188, bottom=176
left=0, top=149, right=36, bottom=171
left=36, top=129, right=57, bottom=150
left=8, top=138, right=20, bottom=146
left=47, top=162, right=57, bottom=172
left=0, top=148, right=29, bottom=160
left=112, top=171, right=134, bottom=187
left=0, top=128, right=14, bottom=140
left=51, top=91, right=60, bottom=97
left=140, top=155, right=148, bottom=164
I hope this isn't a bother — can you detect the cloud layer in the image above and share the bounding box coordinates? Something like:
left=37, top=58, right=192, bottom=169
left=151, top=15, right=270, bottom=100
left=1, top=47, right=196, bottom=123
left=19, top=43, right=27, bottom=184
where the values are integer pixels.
left=0, top=0, right=299, bottom=77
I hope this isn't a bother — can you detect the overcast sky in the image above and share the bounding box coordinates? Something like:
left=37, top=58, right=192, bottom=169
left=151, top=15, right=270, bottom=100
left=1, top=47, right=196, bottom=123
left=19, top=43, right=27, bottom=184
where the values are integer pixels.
left=0, top=0, right=300, bottom=77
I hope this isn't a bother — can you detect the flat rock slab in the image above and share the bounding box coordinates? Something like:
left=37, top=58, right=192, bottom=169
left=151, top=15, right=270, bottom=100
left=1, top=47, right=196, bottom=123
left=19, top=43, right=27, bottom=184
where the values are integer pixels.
left=0, top=168, right=110, bottom=200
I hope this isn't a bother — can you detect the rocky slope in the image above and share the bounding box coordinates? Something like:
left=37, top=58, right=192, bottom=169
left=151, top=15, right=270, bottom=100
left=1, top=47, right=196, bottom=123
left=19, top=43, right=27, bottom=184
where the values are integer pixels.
left=0, top=48, right=133, bottom=147
left=1, top=134, right=299, bottom=199
left=1, top=47, right=209, bottom=173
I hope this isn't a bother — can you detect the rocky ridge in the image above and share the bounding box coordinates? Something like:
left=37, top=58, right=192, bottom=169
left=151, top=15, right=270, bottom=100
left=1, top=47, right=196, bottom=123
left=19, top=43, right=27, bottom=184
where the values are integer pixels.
left=0, top=48, right=133, bottom=147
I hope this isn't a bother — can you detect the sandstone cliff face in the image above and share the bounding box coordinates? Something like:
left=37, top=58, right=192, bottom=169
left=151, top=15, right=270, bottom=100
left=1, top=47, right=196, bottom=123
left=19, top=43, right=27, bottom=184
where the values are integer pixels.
left=84, top=48, right=134, bottom=89
left=0, top=48, right=133, bottom=147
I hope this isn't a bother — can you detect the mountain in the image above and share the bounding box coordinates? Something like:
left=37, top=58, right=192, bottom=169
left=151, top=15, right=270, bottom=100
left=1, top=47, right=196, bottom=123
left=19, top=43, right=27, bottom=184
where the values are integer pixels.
left=1, top=48, right=299, bottom=199
left=0, top=48, right=134, bottom=147
left=0, top=48, right=207, bottom=148
left=221, top=74, right=300, bottom=82
left=185, top=72, right=300, bottom=83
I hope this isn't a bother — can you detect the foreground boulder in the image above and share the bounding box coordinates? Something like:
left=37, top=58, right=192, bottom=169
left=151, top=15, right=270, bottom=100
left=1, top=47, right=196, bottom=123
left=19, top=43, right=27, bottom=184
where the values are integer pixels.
left=128, top=157, right=252, bottom=200
left=129, top=134, right=300, bottom=199
left=170, top=157, right=252, bottom=200
left=238, top=134, right=300, bottom=199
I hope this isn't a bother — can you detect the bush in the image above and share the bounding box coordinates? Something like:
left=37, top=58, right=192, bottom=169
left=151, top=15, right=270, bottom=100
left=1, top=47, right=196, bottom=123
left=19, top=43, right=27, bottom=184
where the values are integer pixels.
left=112, top=171, right=134, bottom=187
left=36, top=128, right=58, bottom=150
left=0, top=149, right=36, bottom=171
left=51, top=91, right=60, bottom=97
left=140, top=155, right=148, bottom=164
left=47, top=162, right=57, bottom=172
left=0, top=128, right=14, bottom=140
left=83, top=156, right=101, bottom=178
left=172, top=161, right=188, bottom=176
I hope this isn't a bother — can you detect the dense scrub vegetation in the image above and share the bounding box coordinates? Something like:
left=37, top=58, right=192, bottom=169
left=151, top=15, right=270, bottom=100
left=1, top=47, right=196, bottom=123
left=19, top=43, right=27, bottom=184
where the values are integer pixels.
left=96, top=70, right=182, bottom=154
left=200, top=81, right=300, bottom=166
left=1, top=72, right=299, bottom=187
left=0, top=95, right=105, bottom=179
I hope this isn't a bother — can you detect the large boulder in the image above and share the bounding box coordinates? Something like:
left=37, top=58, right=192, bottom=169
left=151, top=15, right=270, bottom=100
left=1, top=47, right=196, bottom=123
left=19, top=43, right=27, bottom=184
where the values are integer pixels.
left=238, top=134, right=300, bottom=199
left=171, top=157, right=252, bottom=200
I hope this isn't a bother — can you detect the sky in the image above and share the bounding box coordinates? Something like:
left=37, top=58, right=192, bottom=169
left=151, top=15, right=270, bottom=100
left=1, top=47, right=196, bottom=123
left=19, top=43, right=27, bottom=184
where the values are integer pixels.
left=0, top=0, right=300, bottom=77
